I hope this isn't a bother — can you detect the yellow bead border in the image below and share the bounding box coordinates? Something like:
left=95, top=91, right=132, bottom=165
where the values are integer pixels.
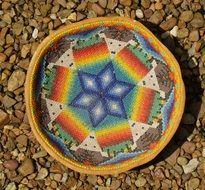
left=25, top=17, right=185, bottom=175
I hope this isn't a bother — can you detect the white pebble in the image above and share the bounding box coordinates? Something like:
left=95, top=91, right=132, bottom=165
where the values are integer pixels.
left=136, top=9, right=144, bottom=19
left=32, top=28, right=38, bottom=39
left=61, top=173, right=68, bottom=183
left=50, top=13, right=57, bottom=20
left=182, top=158, right=199, bottom=174
left=170, top=26, right=178, bottom=37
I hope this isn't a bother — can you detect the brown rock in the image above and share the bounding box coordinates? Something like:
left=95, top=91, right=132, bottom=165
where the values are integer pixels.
left=110, top=179, right=121, bottom=190
left=173, top=0, right=182, bottom=5
left=99, top=0, right=107, bottom=8
left=12, top=22, right=23, bottom=36
left=0, top=53, right=7, bottom=63
left=107, top=0, right=118, bottom=10
left=67, top=12, right=77, bottom=22
left=40, top=4, right=52, bottom=17
left=144, top=9, right=153, bottom=18
left=0, top=27, right=8, bottom=46
left=6, top=34, right=14, bottom=45
left=50, top=163, right=64, bottom=173
left=21, top=44, right=31, bottom=58
left=177, top=157, right=188, bottom=166
left=179, top=11, right=193, bottom=22
left=7, top=70, right=26, bottom=91
left=154, top=168, right=165, bottom=180
left=0, top=109, right=9, bottom=126
left=98, top=187, right=110, bottom=190
left=149, top=11, right=163, bottom=25
left=92, top=3, right=105, bottom=16
left=54, top=173, right=62, bottom=182
left=16, top=134, right=28, bottom=146
left=2, top=95, right=16, bottom=108
left=189, top=30, right=199, bottom=42
left=197, top=161, right=205, bottom=178
left=57, top=0, right=67, bottom=7
left=2, top=2, right=11, bottom=10
left=87, top=175, right=97, bottom=186
left=35, top=167, right=48, bottom=180
left=177, top=28, right=189, bottom=38
left=160, top=17, right=177, bottom=31
left=3, top=160, right=19, bottom=170
left=76, top=12, right=86, bottom=21
left=141, top=0, right=151, bottom=9
left=119, top=0, right=131, bottom=6
left=76, top=1, right=87, bottom=11
left=2, top=13, right=11, bottom=24
left=188, top=178, right=200, bottom=189
left=135, top=177, right=147, bottom=187
left=190, top=12, right=205, bottom=28
left=32, top=150, right=47, bottom=159
left=155, top=2, right=163, bottom=10
left=65, top=177, right=77, bottom=188
left=165, top=148, right=180, bottom=165
left=18, top=159, right=35, bottom=176
left=182, top=141, right=196, bottom=154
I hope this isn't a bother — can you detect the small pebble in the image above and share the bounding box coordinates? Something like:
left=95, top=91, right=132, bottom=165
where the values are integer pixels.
left=35, top=168, right=49, bottom=180
left=3, top=160, right=19, bottom=170
left=18, top=159, right=35, bottom=177
left=183, top=158, right=199, bottom=174
left=32, top=28, right=38, bottom=39
left=135, top=177, right=147, bottom=187
left=136, top=9, right=144, bottom=19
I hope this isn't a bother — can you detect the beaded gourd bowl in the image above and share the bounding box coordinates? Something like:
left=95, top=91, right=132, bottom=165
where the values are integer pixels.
left=25, top=17, right=185, bottom=175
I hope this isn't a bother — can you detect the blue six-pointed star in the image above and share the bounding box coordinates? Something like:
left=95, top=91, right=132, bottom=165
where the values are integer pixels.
left=70, top=63, right=135, bottom=127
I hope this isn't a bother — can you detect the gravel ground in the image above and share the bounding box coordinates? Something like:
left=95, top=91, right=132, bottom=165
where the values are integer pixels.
left=0, top=0, right=205, bottom=189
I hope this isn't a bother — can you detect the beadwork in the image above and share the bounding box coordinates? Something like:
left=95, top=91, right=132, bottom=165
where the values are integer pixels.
left=25, top=17, right=185, bottom=174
